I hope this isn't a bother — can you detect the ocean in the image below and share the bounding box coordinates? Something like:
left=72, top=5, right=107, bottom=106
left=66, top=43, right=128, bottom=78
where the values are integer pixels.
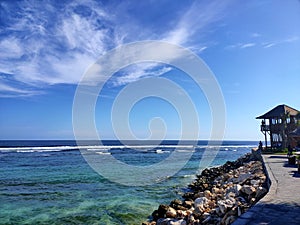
left=0, top=140, right=256, bottom=225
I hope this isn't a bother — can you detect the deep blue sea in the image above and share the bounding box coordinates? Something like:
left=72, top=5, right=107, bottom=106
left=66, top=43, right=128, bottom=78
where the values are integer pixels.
left=0, top=140, right=256, bottom=225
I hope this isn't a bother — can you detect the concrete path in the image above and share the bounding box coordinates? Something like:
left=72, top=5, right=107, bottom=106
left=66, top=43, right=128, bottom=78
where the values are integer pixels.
left=233, top=155, right=300, bottom=225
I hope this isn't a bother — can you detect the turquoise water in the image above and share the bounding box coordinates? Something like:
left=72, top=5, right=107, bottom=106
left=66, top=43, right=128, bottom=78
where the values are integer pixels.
left=0, top=141, right=254, bottom=224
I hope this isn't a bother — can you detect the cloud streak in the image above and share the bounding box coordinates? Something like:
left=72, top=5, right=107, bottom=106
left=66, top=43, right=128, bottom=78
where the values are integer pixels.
left=226, top=42, right=256, bottom=50
left=226, top=36, right=299, bottom=50
left=263, top=36, right=299, bottom=48
left=0, top=81, right=43, bottom=98
left=163, top=1, right=231, bottom=46
left=112, top=64, right=172, bottom=87
left=240, top=43, right=256, bottom=48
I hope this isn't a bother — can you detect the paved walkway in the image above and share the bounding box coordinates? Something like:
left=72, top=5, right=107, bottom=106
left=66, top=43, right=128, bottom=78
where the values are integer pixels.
left=233, top=155, right=300, bottom=225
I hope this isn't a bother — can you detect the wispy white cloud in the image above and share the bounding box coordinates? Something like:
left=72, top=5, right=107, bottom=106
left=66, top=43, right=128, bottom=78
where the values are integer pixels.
left=263, top=43, right=276, bottom=48
left=0, top=37, right=24, bottom=59
left=0, top=83, right=28, bottom=93
left=0, top=0, right=116, bottom=95
left=226, top=42, right=256, bottom=49
left=251, top=33, right=261, bottom=38
left=226, top=34, right=299, bottom=50
left=0, top=82, right=42, bottom=97
left=285, top=36, right=299, bottom=43
left=263, top=36, right=299, bottom=48
left=198, top=46, right=208, bottom=52
left=163, top=1, right=231, bottom=46
left=112, top=64, right=172, bottom=86
left=0, top=0, right=233, bottom=97
left=111, top=0, right=232, bottom=87
left=240, top=43, right=256, bottom=48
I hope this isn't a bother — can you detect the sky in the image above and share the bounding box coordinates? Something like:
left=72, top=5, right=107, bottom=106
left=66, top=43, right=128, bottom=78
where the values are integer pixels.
left=0, top=0, right=300, bottom=141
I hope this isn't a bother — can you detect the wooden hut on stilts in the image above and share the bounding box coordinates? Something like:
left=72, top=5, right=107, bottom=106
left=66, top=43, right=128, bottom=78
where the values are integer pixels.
left=256, top=104, right=299, bottom=150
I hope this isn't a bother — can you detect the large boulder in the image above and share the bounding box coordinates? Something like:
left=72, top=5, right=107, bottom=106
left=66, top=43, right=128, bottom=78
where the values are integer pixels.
left=235, top=172, right=252, bottom=183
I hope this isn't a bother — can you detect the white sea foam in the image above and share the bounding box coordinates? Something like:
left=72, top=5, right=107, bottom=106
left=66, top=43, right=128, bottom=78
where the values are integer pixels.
left=95, top=152, right=111, bottom=155
left=0, top=146, right=77, bottom=152
left=155, top=149, right=171, bottom=154
left=86, top=148, right=110, bottom=151
left=203, top=145, right=256, bottom=148
left=0, top=144, right=255, bottom=153
left=0, top=144, right=195, bottom=153
left=175, top=149, right=195, bottom=153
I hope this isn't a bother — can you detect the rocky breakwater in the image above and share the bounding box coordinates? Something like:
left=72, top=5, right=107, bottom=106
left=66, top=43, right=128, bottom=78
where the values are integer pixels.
left=143, top=153, right=268, bottom=225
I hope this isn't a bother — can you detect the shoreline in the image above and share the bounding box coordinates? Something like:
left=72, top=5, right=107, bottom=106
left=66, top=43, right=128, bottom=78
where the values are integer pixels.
left=143, top=151, right=269, bottom=225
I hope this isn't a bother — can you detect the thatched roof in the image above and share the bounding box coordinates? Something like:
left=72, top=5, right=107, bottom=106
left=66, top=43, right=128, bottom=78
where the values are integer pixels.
left=256, top=104, right=299, bottom=119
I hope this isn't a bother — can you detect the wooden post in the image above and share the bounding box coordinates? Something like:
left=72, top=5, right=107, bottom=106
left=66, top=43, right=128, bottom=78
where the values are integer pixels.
left=269, top=118, right=273, bottom=149
left=263, top=119, right=267, bottom=148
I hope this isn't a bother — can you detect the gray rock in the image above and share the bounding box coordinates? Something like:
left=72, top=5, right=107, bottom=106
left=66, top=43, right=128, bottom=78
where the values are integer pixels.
left=157, top=218, right=186, bottom=225
left=226, top=184, right=242, bottom=197
left=225, top=196, right=236, bottom=206
left=217, top=197, right=236, bottom=215
left=169, top=219, right=186, bottom=225
left=157, top=218, right=172, bottom=225
left=202, top=212, right=210, bottom=219
left=241, top=185, right=256, bottom=195
left=215, top=206, right=223, bottom=216
left=202, top=215, right=211, bottom=223
left=250, top=179, right=260, bottom=186
left=226, top=191, right=236, bottom=198
left=217, top=200, right=228, bottom=214
left=255, top=186, right=267, bottom=199
left=224, top=215, right=236, bottom=225
left=194, top=205, right=205, bottom=215
left=236, top=172, right=252, bottom=183
left=194, top=197, right=209, bottom=208
left=236, top=196, right=246, bottom=203
left=237, top=206, right=242, bottom=216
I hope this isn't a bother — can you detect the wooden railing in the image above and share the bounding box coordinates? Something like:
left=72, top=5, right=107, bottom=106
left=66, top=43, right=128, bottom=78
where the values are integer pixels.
left=261, top=125, right=270, bottom=132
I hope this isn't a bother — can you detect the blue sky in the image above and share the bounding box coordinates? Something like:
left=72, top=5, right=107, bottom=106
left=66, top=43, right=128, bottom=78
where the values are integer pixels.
left=0, top=0, right=300, bottom=140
